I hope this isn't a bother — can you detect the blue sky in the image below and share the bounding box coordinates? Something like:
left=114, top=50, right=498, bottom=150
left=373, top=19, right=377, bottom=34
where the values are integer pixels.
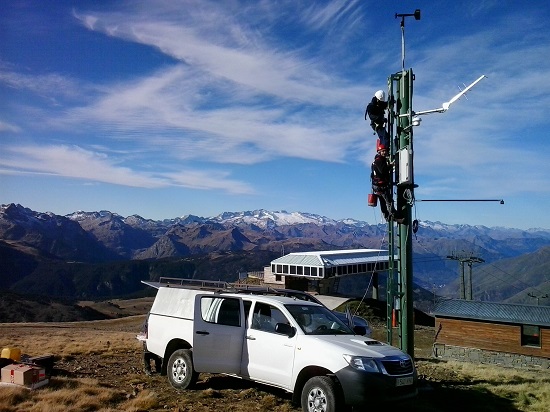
left=1, top=0, right=550, bottom=229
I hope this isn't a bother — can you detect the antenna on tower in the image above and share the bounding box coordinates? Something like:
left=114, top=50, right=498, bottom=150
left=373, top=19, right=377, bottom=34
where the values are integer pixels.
left=407, top=75, right=487, bottom=116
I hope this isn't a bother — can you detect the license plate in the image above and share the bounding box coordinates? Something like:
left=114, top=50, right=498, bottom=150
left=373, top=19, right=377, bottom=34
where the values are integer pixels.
left=396, top=376, right=414, bottom=387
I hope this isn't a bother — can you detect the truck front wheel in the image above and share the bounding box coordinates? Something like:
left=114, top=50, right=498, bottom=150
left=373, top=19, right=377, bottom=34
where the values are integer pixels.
left=301, top=376, right=341, bottom=412
left=167, top=349, right=198, bottom=390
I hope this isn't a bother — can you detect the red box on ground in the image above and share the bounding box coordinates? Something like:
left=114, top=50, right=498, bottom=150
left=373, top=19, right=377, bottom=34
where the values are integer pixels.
left=1, top=364, right=45, bottom=386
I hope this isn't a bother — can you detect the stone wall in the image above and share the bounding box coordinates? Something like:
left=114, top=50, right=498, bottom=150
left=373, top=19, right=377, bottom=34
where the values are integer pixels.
left=433, top=343, right=550, bottom=371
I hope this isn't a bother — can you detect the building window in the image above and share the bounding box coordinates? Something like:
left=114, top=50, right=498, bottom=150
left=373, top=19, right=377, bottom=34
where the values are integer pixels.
left=290, top=265, right=297, bottom=275
left=276, top=264, right=282, bottom=274
left=373, top=262, right=382, bottom=271
left=275, top=275, right=282, bottom=282
left=297, top=266, right=303, bottom=275
left=521, top=325, right=541, bottom=347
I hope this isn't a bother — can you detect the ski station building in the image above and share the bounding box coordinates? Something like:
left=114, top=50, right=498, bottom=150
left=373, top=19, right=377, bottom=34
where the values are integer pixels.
left=246, top=249, right=392, bottom=298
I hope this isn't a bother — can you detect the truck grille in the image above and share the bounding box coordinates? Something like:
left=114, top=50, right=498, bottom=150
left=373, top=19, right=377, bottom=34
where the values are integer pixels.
left=380, top=358, right=414, bottom=375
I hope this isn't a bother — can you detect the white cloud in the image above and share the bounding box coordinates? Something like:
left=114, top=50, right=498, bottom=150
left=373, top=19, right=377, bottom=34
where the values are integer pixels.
left=0, top=145, right=253, bottom=193
left=2, top=0, right=550, bottom=227
left=0, top=145, right=165, bottom=188
left=300, top=0, right=363, bottom=32
left=0, top=120, right=21, bottom=133
left=165, top=170, right=254, bottom=194
left=0, top=70, right=87, bottom=102
left=41, top=62, right=361, bottom=164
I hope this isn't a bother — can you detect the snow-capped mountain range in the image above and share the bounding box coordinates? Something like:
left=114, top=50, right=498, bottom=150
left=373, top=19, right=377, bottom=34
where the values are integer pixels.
left=2, top=202, right=550, bottom=263
left=65, top=208, right=353, bottom=230
left=65, top=207, right=550, bottom=234
left=2, top=203, right=550, bottom=305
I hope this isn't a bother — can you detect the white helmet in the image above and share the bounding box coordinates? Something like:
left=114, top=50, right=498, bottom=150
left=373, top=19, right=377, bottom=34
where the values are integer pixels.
left=375, top=90, right=385, bottom=102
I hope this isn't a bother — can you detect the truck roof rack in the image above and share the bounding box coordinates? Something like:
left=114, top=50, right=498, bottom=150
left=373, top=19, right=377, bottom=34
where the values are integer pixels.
left=141, top=277, right=233, bottom=292
left=141, top=277, right=320, bottom=303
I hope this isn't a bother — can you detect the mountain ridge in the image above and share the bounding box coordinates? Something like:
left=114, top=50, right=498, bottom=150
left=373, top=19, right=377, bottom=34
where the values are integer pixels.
left=4, top=203, right=550, bottom=260
left=65, top=207, right=549, bottom=232
left=1, top=203, right=549, bottom=305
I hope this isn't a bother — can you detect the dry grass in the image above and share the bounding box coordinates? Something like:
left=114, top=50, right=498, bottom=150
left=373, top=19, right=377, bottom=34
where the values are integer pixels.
left=429, top=361, right=550, bottom=412
left=0, top=317, right=143, bottom=358
left=0, top=318, right=149, bottom=412
left=1, top=317, right=549, bottom=411
left=78, top=298, right=154, bottom=319
left=0, top=377, right=161, bottom=412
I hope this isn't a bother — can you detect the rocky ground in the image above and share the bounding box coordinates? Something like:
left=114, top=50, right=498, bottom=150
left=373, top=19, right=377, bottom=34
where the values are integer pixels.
left=2, top=313, right=546, bottom=411
left=37, top=320, right=460, bottom=411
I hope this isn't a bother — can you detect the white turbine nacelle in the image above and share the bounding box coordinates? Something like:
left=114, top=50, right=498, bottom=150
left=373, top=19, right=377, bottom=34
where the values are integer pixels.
left=402, top=74, right=487, bottom=117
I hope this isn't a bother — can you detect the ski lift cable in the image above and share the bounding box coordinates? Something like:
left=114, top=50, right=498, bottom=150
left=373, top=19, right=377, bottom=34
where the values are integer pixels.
left=352, top=220, right=389, bottom=318
left=412, top=236, right=547, bottom=299
left=477, top=262, right=548, bottom=297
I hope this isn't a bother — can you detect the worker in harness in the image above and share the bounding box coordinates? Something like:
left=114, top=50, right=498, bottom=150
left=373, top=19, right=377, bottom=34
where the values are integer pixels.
left=370, top=141, right=404, bottom=223
left=365, top=89, right=390, bottom=149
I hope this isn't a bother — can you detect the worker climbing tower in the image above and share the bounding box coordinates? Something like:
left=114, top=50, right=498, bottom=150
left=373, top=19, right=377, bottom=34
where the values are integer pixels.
left=383, top=67, right=415, bottom=355
left=381, top=9, right=486, bottom=357
left=375, top=9, right=420, bottom=358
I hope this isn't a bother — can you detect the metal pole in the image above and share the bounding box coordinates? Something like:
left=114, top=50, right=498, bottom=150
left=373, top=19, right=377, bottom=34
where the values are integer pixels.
left=396, top=68, right=414, bottom=356
left=391, top=9, right=420, bottom=357
left=467, top=261, right=473, bottom=300
left=460, top=261, right=465, bottom=299
left=386, top=76, right=397, bottom=345
left=417, top=199, right=504, bottom=203
left=400, top=17, right=405, bottom=73
left=447, top=254, right=484, bottom=300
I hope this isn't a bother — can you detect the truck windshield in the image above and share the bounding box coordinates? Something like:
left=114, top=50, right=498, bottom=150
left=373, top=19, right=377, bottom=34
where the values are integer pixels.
left=285, top=304, right=354, bottom=335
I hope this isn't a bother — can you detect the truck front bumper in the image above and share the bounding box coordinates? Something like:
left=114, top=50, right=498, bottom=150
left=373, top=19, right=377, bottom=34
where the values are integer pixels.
left=334, top=366, right=417, bottom=405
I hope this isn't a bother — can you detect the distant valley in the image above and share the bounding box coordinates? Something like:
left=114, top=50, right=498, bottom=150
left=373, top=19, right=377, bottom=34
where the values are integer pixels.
left=1, top=203, right=549, bottom=319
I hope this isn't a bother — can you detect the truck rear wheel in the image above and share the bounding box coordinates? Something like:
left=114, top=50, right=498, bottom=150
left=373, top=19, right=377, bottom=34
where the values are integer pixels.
left=167, top=349, right=198, bottom=390
left=301, top=376, right=340, bottom=412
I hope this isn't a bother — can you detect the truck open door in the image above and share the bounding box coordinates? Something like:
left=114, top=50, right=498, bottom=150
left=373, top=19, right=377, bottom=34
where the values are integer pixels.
left=192, top=294, right=245, bottom=374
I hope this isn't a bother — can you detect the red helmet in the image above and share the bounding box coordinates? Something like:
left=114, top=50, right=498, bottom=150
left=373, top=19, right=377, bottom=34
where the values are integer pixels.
left=376, top=139, right=387, bottom=152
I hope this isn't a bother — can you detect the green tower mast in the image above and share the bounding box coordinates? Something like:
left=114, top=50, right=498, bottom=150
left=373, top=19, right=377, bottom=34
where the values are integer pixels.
left=389, top=9, right=421, bottom=357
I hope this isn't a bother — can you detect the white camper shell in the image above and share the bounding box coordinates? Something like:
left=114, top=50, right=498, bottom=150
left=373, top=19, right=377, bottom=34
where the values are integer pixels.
left=143, top=279, right=417, bottom=411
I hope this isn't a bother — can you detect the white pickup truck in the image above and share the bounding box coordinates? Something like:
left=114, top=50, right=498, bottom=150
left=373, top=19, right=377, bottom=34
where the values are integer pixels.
left=143, top=280, right=417, bottom=411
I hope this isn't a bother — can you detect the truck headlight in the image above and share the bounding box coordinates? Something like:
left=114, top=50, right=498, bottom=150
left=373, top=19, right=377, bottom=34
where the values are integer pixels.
left=343, top=355, right=380, bottom=373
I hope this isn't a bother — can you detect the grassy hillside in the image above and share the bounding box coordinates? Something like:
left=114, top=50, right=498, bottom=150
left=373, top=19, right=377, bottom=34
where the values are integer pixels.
left=0, top=317, right=548, bottom=411
left=440, top=246, right=550, bottom=304
left=0, top=292, right=108, bottom=322
left=0, top=292, right=156, bottom=323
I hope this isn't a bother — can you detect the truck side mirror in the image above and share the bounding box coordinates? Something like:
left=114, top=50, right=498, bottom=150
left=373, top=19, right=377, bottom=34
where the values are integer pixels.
left=353, top=326, right=367, bottom=336
left=275, top=323, right=296, bottom=337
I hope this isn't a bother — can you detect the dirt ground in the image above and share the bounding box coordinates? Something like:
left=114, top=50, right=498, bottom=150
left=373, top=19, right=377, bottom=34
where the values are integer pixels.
left=0, top=316, right=546, bottom=411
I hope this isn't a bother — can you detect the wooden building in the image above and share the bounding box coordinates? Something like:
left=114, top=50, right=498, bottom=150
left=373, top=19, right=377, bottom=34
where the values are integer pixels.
left=432, top=299, right=550, bottom=369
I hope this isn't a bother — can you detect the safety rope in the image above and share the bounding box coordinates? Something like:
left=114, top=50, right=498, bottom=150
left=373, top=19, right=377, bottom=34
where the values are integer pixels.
left=351, top=216, right=390, bottom=320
